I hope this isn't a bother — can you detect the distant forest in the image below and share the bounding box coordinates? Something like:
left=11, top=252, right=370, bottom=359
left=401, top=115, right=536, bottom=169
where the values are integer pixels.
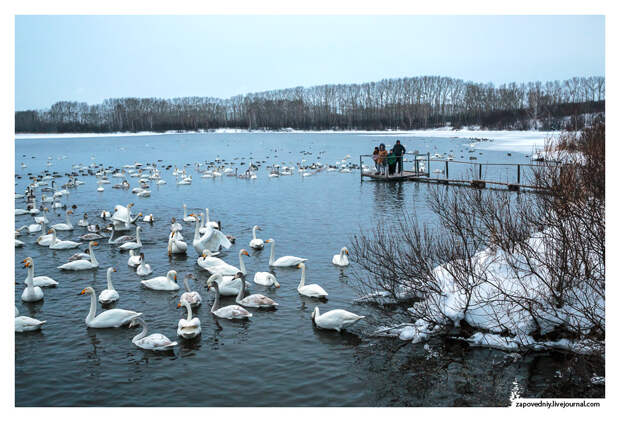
left=15, top=75, right=605, bottom=133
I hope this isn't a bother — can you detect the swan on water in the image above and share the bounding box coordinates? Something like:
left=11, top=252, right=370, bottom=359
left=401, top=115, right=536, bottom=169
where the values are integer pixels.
left=202, top=249, right=249, bottom=276
left=253, top=272, right=280, bottom=288
left=234, top=273, right=278, bottom=309
left=15, top=311, right=46, bottom=333
left=168, top=231, right=187, bottom=255
left=136, top=253, right=153, bottom=276
left=108, top=224, right=136, bottom=245
left=141, top=270, right=179, bottom=291
left=21, top=259, right=44, bottom=302
left=129, top=316, right=177, bottom=350
left=48, top=228, right=82, bottom=250
left=57, top=241, right=99, bottom=270
left=311, top=306, right=365, bottom=331
left=176, top=299, right=201, bottom=339
left=266, top=239, right=307, bottom=267
left=79, top=286, right=141, bottom=328
left=22, top=257, right=58, bottom=287
left=50, top=210, right=74, bottom=231
left=98, top=267, right=120, bottom=304
left=191, top=215, right=232, bottom=255
left=127, top=249, right=141, bottom=267
left=249, top=225, right=264, bottom=249
left=77, top=213, right=89, bottom=227
left=332, top=247, right=350, bottom=266
left=182, top=204, right=196, bottom=222
left=206, top=274, right=252, bottom=319
left=180, top=274, right=202, bottom=308
left=297, top=263, right=328, bottom=299
left=119, top=226, right=142, bottom=251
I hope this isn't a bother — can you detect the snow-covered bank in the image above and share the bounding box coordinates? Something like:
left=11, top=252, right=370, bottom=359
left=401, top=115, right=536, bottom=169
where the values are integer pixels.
left=15, top=127, right=558, bottom=154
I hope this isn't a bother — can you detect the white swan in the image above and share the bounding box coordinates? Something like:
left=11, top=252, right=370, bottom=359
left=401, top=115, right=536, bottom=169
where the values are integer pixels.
left=170, top=217, right=183, bottom=232
left=253, top=272, right=280, bottom=288
left=129, top=317, right=177, bottom=350
left=108, top=224, right=135, bottom=244
left=119, top=226, right=142, bottom=250
left=207, top=274, right=252, bottom=319
left=22, top=257, right=58, bottom=287
left=332, top=247, right=350, bottom=266
left=266, top=239, right=307, bottom=267
left=249, top=225, right=264, bottom=249
left=77, top=213, right=89, bottom=227
left=79, top=286, right=141, bottom=328
left=21, top=259, right=44, bottom=302
left=176, top=299, right=201, bottom=339
left=182, top=204, right=196, bottom=222
left=168, top=231, right=187, bottom=255
left=234, top=273, right=278, bottom=309
left=58, top=241, right=99, bottom=270
left=141, top=270, right=179, bottom=291
left=47, top=228, right=82, bottom=250
left=98, top=267, right=120, bottom=304
left=192, top=216, right=232, bottom=255
left=127, top=249, right=141, bottom=267
left=204, top=208, right=220, bottom=229
left=16, top=312, right=46, bottom=332
left=142, top=214, right=155, bottom=223
left=202, top=249, right=249, bottom=276
left=50, top=210, right=74, bottom=231
left=297, top=263, right=328, bottom=298
left=311, top=306, right=365, bottom=331
left=180, top=274, right=202, bottom=308
left=196, top=249, right=224, bottom=270
left=136, top=253, right=153, bottom=276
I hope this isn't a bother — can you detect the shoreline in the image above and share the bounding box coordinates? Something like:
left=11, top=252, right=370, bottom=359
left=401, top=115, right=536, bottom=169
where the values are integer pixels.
left=14, top=127, right=559, bottom=154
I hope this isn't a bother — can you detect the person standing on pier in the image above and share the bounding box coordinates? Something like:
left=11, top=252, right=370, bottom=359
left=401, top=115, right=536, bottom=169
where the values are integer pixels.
left=387, top=149, right=397, bottom=175
left=372, top=146, right=380, bottom=174
left=393, top=140, right=406, bottom=174
left=378, top=144, right=388, bottom=175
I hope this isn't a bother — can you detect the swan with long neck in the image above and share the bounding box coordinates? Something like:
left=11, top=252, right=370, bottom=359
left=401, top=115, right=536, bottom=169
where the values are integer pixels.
left=50, top=209, right=74, bottom=231
left=206, top=274, right=252, bottom=319
left=98, top=267, right=120, bottom=304
left=21, top=259, right=44, bottom=302
left=234, top=273, right=278, bottom=309
left=311, top=306, right=365, bottom=331
left=129, top=317, right=177, bottom=350
left=202, top=249, right=249, bottom=276
left=180, top=274, right=202, bottom=307
left=58, top=241, right=99, bottom=270
left=80, top=286, right=141, bottom=328
left=22, top=257, right=58, bottom=287
left=266, top=239, right=307, bottom=267
left=249, top=225, right=264, bottom=249
left=48, top=228, right=82, bottom=250
left=119, top=226, right=142, bottom=250
left=204, top=208, right=219, bottom=229
left=332, top=247, right=350, bottom=266
left=168, top=230, right=187, bottom=255
left=127, top=249, right=141, bottom=267
left=136, top=253, right=152, bottom=276
left=296, top=263, right=328, bottom=298
left=141, top=270, right=179, bottom=291
left=176, top=299, right=201, bottom=339
left=183, top=204, right=196, bottom=222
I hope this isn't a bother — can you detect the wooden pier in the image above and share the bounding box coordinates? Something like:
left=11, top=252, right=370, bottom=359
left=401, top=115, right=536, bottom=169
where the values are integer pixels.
left=360, top=152, right=548, bottom=192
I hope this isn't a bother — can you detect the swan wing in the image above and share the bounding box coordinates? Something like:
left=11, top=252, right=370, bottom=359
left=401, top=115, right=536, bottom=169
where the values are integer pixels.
left=272, top=256, right=307, bottom=267
left=90, top=310, right=141, bottom=328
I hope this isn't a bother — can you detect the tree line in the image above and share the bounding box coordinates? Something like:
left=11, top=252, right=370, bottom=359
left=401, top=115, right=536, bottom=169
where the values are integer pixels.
left=16, top=75, right=605, bottom=133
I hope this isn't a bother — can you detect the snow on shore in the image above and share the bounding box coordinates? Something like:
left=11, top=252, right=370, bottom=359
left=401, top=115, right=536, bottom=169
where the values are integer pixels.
left=15, top=127, right=557, bottom=154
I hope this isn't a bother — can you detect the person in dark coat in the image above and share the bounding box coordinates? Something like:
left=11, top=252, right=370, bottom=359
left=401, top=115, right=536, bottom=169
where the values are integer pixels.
left=387, top=149, right=396, bottom=175
left=393, top=140, right=406, bottom=174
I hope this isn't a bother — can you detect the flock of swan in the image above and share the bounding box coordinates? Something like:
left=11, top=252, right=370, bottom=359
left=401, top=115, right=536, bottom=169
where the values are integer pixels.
left=15, top=164, right=364, bottom=349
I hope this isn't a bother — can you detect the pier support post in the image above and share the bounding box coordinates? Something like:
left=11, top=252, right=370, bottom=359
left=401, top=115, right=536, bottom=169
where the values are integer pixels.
left=517, top=164, right=521, bottom=185
left=445, top=161, right=449, bottom=179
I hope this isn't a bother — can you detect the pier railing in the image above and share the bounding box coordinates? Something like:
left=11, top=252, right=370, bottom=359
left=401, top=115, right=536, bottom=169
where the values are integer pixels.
left=360, top=153, right=553, bottom=191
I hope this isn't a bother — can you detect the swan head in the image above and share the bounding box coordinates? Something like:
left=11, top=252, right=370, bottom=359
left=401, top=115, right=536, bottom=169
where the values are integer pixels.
left=296, top=263, right=305, bottom=270
left=108, top=267, right=117, bottom=274
left=232, top=272, right=244, bottom=280
left=67, top=210, right=73, bottom=215
left=268, top=274, right=281, bottom=288
left=79, top=287, right=95, bottom=295
left=265, top=238, right=274, bottom=244
left=90, top=241, right=99, bottom=247
left=23, top=257, right=32, bottom=268
left=240, top=249, right=250, bottom=257
left=128, top=316, right=143, bottom=328
left=167, top=270, right=177, bottom=281
left=342, top=247, right=349, bottom=255
left=177, top=298, right=190, bottom=309
left=206, top=273, right=222, bottom=289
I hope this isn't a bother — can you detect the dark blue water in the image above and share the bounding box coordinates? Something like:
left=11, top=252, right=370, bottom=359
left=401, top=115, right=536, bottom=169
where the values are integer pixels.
left=15, top=133, right=553, bottom=407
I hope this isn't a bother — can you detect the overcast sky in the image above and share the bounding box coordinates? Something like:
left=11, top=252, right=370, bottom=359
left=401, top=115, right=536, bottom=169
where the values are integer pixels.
left=15, top=15, right=605, bottom=110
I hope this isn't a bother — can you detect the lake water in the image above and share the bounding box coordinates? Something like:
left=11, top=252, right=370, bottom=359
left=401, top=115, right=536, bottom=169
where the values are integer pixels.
left=15, top=133, right=597, bottom=406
